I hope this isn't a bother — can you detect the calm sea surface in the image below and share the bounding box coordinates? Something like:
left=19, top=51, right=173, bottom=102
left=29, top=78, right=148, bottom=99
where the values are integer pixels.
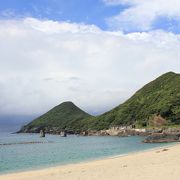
left=0, top=132, right=170, bottom=174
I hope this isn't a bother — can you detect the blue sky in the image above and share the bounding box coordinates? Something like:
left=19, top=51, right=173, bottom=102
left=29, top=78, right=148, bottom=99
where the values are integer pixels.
left=0, top=0, right=125, bottom=30
left=0, top=0, right=180, bottom=33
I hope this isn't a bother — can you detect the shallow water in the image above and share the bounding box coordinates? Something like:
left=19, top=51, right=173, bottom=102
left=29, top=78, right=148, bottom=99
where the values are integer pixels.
left=0, top=133, right=170, bottom=174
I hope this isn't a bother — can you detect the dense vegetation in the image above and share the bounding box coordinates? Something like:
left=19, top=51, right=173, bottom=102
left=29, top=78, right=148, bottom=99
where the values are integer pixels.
left=79, top=72, right=180, bottom=130
left=19, top=101, right=91, bottom=133
left=20, top=72, right=180, bottom=133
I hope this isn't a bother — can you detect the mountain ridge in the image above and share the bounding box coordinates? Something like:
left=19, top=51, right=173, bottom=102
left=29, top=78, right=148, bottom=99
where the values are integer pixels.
left=79, top=71, right=180, bottom=130
left=19, top=71, right=180, bottom=133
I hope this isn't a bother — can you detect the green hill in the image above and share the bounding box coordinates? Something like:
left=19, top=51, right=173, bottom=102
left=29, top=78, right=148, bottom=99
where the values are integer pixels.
left=19, top=101, right=92, bottom=133
left=19, top=72, right=180, bottom=133
left=79, top=72, right=180, bottom=131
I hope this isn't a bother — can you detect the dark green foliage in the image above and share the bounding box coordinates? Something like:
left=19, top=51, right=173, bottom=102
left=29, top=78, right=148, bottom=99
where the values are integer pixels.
left=21, top=101, right=91, bottom=132
left=80, top=72, right=180, bottom=130
left=20, top=72, right=180, bottom=132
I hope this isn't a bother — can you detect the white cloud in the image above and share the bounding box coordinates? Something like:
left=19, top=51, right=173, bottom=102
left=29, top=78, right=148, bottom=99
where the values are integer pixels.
left=104, top=0, right=180, bottom=31
left=24, top=18, right=102, bottom=33
left=0, top=18, right=180, bottom=116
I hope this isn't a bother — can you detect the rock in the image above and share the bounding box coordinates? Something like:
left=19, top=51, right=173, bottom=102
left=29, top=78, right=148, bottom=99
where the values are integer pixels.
left=143, top=133, right=180, bottom=143
left=81, top=131, right=88, bottom=136
left=40, top=129, right=45, bottom=137
left=163, top=128, right=180, bottom=134
left=146, top=128, right=163, bottom=134
left=60, top=131, right=67, bottom=137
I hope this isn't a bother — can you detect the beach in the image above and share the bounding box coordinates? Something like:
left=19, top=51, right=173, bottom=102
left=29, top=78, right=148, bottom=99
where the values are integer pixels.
left=1, top=143, right=180, bottom=180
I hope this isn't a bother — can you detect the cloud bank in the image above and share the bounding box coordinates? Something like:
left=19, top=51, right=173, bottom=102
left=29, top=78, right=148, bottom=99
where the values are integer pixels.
left=104, top=0, right=180, bottom=31
left=0, top=18, right=180, bottom=115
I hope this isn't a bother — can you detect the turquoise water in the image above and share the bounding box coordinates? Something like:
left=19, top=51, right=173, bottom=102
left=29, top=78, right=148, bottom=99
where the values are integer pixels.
left=0, top=133, right=169, bottom=174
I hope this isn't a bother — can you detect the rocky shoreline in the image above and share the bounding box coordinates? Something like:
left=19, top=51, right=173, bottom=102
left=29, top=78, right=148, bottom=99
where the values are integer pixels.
left=18, top=126, right=180, bottom=143
left=81, top=127, right=180, bottom=143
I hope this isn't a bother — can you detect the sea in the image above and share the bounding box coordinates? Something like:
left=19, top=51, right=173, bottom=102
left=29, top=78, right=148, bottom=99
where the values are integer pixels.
left=0, top=132, right=171, bottom=174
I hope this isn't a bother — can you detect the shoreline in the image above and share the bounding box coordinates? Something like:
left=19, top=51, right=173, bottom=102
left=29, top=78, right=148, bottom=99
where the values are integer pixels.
left=0, top=141, right=174, bottom=175
left=1, top=143, right=180, bottom=180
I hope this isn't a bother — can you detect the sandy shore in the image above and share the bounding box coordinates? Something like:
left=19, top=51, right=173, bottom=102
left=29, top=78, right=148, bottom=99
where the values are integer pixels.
left=1, top=143, right=180, bottom=180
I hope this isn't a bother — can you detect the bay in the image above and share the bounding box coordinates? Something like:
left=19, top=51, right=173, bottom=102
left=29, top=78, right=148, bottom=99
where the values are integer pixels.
left=0, top=133, right=170, bottom=174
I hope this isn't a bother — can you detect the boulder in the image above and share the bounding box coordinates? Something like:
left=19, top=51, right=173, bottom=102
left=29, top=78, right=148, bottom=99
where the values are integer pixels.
left=143, top=133, right=180, bottom=143
left=60, top=131, right=67, bottom=137
left=40, top=129, right=45, bottom=137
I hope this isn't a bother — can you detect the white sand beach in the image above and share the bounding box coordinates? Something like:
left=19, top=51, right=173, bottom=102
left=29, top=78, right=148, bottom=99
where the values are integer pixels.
left=1, top=143, right=180, bottom=180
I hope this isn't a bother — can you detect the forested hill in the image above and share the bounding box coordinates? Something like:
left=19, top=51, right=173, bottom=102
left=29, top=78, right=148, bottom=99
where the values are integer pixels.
left=79, top=72, right=180, bottom=130
left=18, top=101, right=92, bottom=133
left=19, top=72, right=180, bottom=133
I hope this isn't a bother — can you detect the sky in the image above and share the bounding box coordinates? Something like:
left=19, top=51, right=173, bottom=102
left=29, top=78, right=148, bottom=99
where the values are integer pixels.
left=0, top=0, right=180, bottom=120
